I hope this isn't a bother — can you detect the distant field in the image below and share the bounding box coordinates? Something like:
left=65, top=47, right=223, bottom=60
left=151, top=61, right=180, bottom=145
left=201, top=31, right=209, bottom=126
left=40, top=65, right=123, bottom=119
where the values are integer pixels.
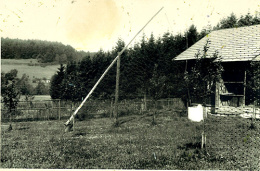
left=20, top=95, right=52, bottom=101
left=1, top=59, right=38, bottom=65
left=1, top=59, right=60, bottom=80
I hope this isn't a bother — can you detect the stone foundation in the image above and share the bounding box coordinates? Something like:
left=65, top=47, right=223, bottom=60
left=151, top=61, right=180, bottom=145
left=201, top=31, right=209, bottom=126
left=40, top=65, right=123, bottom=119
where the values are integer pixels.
left=215, top=106, right=260, bottom=115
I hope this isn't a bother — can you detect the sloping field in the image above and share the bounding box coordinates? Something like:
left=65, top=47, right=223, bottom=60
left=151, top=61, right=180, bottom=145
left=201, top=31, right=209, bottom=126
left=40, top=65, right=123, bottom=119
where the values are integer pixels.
left=1, top=110, right=260, bottom=169
left=1, top=59, right=38, bottom=65
left=1, top=59, right=60, bottom=79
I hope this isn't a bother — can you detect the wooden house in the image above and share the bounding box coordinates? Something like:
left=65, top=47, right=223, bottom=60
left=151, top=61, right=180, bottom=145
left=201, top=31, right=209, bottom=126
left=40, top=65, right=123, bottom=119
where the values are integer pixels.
left=174, top=25, right=260, bottom=115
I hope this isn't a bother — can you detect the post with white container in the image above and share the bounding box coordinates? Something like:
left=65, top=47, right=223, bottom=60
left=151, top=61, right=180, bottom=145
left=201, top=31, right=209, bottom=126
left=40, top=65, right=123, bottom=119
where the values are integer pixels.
left=188, top=104, right=204, bottom=122
left=188, top=104, right=207, bottom=149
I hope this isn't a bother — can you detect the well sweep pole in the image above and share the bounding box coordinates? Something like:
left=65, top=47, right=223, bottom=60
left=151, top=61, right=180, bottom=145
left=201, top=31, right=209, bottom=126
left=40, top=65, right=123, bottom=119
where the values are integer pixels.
left=65, top=7, right=164, bottom=126
left=114, top=52, right=120, bottom=123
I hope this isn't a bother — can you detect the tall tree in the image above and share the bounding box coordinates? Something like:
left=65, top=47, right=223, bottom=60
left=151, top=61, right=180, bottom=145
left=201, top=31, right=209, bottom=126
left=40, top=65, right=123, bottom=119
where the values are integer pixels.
left=17, top=74, right=34, bottom=95
left=186, top=24, right=199, bottom=48
left=50, top=64, right=65, bottom=99
left=184, top=40, right=223, bottom=105
left=109, top=39, right=126, bottom=99
left=246, top=60, right=260, bottom=126
left=237, top=13, right=260, bottom=26
left=214, top=13, right=238, bottom=30
left=61, top=62, right=80, bottom=101
left=149, top=64, right=167, bottom=123
left=1, top=69, right=21, bottom=119
left=120, top=44, right=142, bottom=98
left=91, top=50, right=115, bottom=99
left=214, top=12, right=260, bottom=30
left=78, top=55, right=94, bottom=98
left=35, top=81, right=49, bottom=95
left=246, top=61, right=260, bottom=105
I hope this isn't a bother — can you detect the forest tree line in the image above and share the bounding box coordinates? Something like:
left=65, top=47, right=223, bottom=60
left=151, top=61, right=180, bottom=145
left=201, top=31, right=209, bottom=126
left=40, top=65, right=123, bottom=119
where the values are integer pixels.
left=1, top=12, right=260, bottom=107
left=49, top=29, right=198, bottom=101
left=49, top=13, right=260, bottom=102
left=1, top=38, right=96, bottom=63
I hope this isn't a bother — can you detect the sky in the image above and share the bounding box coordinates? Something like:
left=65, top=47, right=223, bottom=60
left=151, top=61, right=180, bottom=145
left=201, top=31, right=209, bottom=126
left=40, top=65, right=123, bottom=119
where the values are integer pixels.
left=1, top=0, right=260, bottom=52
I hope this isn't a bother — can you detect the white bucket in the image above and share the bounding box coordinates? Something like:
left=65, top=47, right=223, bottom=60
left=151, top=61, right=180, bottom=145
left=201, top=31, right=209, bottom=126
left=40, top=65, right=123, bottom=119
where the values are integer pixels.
left=188, top=104, right=204, bottom=122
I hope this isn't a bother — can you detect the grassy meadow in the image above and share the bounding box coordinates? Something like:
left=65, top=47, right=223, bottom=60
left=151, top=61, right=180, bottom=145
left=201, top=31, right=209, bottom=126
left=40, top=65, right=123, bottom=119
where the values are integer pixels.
left=19, top=95, right=52, bottom=101
left=1, top=109, right=260, bottom=169
left=1, top=59, right=60, bottom=80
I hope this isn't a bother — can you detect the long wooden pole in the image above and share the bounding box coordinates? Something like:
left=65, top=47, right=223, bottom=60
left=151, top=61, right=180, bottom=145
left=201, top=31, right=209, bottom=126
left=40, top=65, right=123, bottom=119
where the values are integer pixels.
left=114, top=53, right=120, bottom=123
left=65, top=7, right=164, bottom=126
left=0, top=94, right=1, bottom=165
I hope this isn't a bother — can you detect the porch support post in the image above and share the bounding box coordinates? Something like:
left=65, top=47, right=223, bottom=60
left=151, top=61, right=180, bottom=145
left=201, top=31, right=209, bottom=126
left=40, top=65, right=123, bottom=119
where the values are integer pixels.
left=215, top=82, right=220, bottom=108
left=243, top=70, right=247, bottom=107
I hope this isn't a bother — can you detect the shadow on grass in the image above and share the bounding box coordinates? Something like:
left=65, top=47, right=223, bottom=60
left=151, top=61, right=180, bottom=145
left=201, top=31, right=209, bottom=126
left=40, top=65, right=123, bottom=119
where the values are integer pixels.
left=1, top=116, right=70, bottom=123
left=17, top=127, right=30, bottom=130
left=112, top=116, right=137, bottom=127
left=177, top=142, right=201, bottom=150
left=73, top=132, right=87, bottom=137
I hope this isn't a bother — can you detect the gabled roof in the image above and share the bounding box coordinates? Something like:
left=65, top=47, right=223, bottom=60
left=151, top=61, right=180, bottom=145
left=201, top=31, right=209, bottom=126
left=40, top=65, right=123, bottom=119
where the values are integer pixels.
left=174, top=25, right=260, bottom=62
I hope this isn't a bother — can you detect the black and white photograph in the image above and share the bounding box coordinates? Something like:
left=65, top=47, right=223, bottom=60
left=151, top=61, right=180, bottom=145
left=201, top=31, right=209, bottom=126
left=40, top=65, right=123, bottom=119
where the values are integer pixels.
left=1, top=0, right=260, bottom=169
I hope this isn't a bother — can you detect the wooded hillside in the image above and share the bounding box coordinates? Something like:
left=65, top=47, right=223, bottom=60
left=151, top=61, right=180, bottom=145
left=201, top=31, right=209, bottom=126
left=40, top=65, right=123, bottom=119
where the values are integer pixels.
left=1, top=38, right=96, bottom=63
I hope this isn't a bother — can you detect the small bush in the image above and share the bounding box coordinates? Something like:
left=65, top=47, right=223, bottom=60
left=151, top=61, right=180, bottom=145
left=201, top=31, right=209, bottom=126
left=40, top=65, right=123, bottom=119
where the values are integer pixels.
left=113, top=120, right=120, bottom=127
left=249, top=122, right=258, bottom=130
left=75, top=112, right=87, bottom=121
left=76, top=111, right=95, bottom=121
left=151, top=119, right=157, bottom=126
left=119, top=109, right=131, bottom=117
left=100, top=112, right=110, bottom=118
left=178, top=110, right=187, bottom=117
left=173, top=117, right=178, bottom=121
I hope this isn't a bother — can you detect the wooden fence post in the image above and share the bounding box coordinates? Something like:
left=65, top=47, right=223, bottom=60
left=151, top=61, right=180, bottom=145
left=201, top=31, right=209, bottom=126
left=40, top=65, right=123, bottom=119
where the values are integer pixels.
left=45, top=103, right=48, bottom=120
left=110, top=99, right=113, bottom=119
left=73, top=116, right=75, bottom=132
left=201, top=104, right=207, bottom=149
left=48, top=103, right=51, bottom=120
left=37, top=109, right=39, bottom=120
left=141, top=100, right=144, bottom=114
left=28, top=101, right=30, bottom=118
left=58, top=99, right=61, bottom=120
left=253, top=100, right=256, bottom=124
left=201, top=131, right=206, bottom=149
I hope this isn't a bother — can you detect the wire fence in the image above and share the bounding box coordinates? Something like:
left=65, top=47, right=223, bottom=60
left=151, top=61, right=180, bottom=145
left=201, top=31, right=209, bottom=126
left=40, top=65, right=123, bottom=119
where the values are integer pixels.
left=1, top=98, right=185, bottom=122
